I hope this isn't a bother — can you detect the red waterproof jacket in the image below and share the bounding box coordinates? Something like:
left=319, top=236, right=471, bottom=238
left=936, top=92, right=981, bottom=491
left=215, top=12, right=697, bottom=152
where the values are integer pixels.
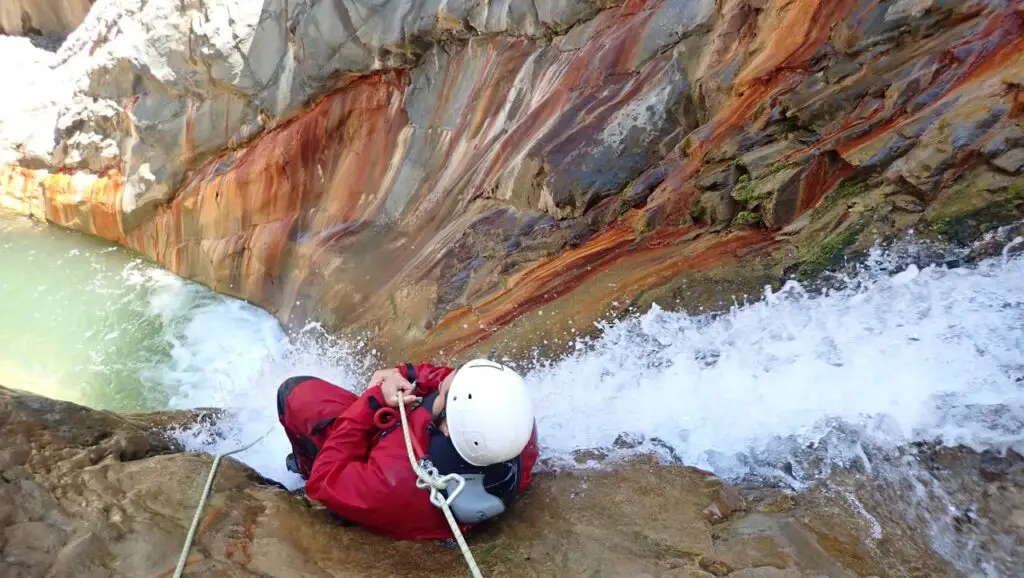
left=304, top=363, right=540, bottom=541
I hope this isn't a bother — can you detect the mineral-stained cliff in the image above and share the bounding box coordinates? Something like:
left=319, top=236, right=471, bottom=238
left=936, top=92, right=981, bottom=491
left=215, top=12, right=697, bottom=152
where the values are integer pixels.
left=2, top=0, right=1024, bottom=360
left=0, top=383, right=971, bottom=577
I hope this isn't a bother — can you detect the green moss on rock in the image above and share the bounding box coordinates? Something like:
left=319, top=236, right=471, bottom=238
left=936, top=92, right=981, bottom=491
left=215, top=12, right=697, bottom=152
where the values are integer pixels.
left=763, top=161, right=792, bottom=178
left=734, top=211, right=761, bottom=227
left=924, top=169, right=1024, bottom=244
left=732, top=178, right=774, bottom=206
left=812, top=177, right=871, bottom=217
left=689, top=201, right=709, bottom=224
left=796, top=220, right=867, bottom=279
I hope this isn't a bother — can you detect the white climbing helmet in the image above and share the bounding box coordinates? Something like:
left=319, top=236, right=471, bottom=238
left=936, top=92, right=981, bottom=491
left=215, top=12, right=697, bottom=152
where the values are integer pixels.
left=445, top=358, right=535, bottom=467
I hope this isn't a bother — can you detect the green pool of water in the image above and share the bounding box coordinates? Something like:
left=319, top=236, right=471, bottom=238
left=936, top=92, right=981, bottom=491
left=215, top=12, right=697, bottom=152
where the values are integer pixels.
left=0, top=211, right=274, bottom=411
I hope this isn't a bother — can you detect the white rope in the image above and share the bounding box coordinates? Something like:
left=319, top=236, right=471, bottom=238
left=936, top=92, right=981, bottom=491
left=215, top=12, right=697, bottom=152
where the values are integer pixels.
left=174, top=392, right=484, bottom=578
left=173, top=427, right=274, bottom=578
left=395, top=393, right=484, bottom=578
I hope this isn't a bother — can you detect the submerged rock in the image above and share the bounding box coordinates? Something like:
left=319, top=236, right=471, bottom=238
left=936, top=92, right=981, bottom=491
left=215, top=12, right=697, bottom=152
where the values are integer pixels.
left=0, top=385, right=970, bottom=577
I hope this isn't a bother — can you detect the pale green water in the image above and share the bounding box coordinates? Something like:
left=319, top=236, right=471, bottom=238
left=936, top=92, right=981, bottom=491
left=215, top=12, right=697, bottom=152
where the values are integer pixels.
left=0, top=211, right=284, bottom=411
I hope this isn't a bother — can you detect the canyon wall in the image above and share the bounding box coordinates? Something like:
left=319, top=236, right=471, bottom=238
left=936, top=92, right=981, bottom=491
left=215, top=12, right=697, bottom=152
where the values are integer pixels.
left=0, top=1, right=92, bottom=36
left=2, top=0, right=1024, bottom=361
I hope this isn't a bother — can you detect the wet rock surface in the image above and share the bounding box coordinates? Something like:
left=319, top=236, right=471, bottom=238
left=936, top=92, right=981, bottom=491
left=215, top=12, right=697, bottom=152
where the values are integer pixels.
left=1, top=384, right=988, bottom=577
left=0, top=1, right=91, bottom=37
left=799, top=444, right=1024, bottom=578
left=1, top=0, right=1024, bottom=363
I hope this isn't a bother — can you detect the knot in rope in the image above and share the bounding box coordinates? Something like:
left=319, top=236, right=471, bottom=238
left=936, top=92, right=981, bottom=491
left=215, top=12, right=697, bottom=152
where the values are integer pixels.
left=395, top=391, right=483, bottom=578
left=175, top=387, right=485, bottom=578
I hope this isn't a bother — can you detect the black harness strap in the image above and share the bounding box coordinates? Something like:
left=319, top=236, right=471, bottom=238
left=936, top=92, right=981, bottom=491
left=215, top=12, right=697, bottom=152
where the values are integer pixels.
left=378, top=390, right=438, bottom=441
left=420, top=391, right=439, bottom=416
left=310, top=417, right=337, bottom=436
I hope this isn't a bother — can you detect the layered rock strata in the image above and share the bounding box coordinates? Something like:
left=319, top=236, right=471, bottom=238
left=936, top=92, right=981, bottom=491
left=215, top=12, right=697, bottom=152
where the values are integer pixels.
left=2, top=0, right=1023, bottom=360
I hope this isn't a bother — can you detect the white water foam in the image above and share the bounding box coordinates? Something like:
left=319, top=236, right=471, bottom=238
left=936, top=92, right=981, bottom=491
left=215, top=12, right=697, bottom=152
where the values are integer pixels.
left=167, top=323, right=380, bottom=490
left=158, top=244, right=1024, bottom=499
left=522, top=246, right=1024, bottom=481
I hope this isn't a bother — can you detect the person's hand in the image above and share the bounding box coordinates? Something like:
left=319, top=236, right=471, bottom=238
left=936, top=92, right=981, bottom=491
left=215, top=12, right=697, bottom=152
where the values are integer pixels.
left=439, top=371, right=456, bottom=397
left=369, top=368, right=419, bottom=407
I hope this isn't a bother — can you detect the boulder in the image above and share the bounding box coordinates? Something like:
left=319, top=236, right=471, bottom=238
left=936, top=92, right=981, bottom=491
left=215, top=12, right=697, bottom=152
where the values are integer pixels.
left=885, top=100, right=1010, bottom=193
left=992, top=148, right=1024, bottom=175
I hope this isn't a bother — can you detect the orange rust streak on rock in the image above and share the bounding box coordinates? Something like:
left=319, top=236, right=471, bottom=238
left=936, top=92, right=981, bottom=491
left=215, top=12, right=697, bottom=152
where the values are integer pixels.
left=469, top=43, right=591, bottom=188
left=840, top=11, right=1024, bottom=157
left=460, top=4, right=665, bottom=208
left=659, top=79, right=778, bottom=195
left=121, top=71, right=409, bottom=303
left=834, top=115, right=905, bottom=157
left=617, top=230, right=780, bottom=300
left=1, top=165, right=127, bottom=242
left=430, top=226, right=638, bottom=347
left=90, top=170, right=125, bottom=240
left=694, top=0, right=856, bottom=157
left=951, top=35, right=1024, bottom=95
left=641, top=223, right=703, bottom=250
left=0, top=165, right=44, bottom=218
left=197, top=504, right=223, bottom=540
left=662, top=0, right=858, bottom=189
left=618, top=0, right=648, bottom=15
left=241, top=511, right=256, bottom=563
left=458, top=40, right=507, bottom=145
left=429, top=226, right=778, bottom=357
left=735, top=0, right=857, bottom=88
left=801, top=156, right=854, bottom=214
left=1011, top=87, right=1024, bottom=119
left=703, top=79, right=778, bottom=158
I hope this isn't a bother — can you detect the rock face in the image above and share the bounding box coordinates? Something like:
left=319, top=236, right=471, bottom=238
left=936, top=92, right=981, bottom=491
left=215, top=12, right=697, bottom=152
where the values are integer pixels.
left=0, top=384, right=969, bottom=577
left=2, top=0, right=1024, bottom=360
left=0, top=1, right=92, bottom=36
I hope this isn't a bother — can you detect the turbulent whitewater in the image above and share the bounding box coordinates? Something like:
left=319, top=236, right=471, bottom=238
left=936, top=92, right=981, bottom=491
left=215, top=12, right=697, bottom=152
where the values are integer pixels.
left=531, top=246, right=1024, bottom=476
left=3, top=213, right=1024, bottom=573
left=176, top=231, right=1024, bottom=574
left=172, top=239, right=1024, bottom=490
left=5, top=212, right=1023, bottom=485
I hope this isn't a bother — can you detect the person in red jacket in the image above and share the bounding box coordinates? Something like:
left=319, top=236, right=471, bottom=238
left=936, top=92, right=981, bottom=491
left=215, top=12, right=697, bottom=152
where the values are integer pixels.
left=276, top=358, right=540, bottom=541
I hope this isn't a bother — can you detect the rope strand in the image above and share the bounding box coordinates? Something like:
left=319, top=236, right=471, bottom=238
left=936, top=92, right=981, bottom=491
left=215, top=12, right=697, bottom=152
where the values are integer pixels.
left=175, top=388, right=484, bottom=578
left=174, top=427, right=274, bottom=578
left=396, top=392, right=484, bottom=578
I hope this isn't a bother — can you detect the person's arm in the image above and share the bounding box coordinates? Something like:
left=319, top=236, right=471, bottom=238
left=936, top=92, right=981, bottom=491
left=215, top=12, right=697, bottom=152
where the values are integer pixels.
left=395, top=362, right=455, bottom=396
left=304, top=385, right=397, bottom=524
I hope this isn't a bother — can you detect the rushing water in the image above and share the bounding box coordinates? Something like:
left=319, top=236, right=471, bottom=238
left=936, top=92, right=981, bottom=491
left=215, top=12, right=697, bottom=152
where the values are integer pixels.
left=3, top=211, right=1023, bottom=574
